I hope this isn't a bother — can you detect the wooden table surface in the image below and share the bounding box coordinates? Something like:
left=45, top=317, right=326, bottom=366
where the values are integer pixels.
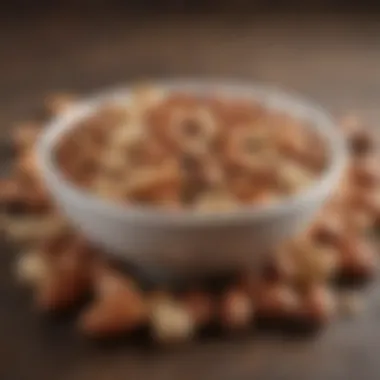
left=1, top=12, right=380, bottom=380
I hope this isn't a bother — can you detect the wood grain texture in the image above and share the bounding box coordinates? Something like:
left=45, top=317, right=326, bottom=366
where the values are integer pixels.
left=1, top=12, right=380, bottom=380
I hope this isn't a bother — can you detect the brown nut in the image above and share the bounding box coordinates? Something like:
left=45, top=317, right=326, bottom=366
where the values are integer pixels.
left=219, top=288, right=254, bottom=331
left=79, top=266, right=148, bottom=338
left=36, top=239, right=94, bottom=312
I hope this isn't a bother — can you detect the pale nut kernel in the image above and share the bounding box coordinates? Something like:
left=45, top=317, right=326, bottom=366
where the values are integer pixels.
left=224, top=127, right=276, bottom=174
left=16, top=250, right=49, bottom=286
left=124, top=160, right=181, bottom=199
left=291, top=241, right=340, bottom=284
left=276, top=159, right=314, bottom=193
left=130, top=84, right=166, bottom=117
left=149, top=296, right=195, bottom=345
left=170, top=106, right=217, bottom=156
left=193, top=189, right=239, bottom=212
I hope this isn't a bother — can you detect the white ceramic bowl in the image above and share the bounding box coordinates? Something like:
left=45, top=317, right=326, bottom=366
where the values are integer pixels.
left=37, top=81, right=347, bottom=275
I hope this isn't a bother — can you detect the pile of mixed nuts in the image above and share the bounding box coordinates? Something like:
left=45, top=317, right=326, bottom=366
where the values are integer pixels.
left=1, top=92, right=379, bottom=345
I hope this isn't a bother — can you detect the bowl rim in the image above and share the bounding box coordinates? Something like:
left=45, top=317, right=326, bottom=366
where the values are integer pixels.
left=37, top=79, right=347, bottom=226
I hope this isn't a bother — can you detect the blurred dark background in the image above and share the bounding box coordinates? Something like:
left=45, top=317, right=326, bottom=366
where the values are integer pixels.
left=1, top=1, right=380, bottom=138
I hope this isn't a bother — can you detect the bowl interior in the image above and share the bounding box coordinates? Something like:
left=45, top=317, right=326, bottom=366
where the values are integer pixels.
left=37, top=80, right=347, bottom=227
